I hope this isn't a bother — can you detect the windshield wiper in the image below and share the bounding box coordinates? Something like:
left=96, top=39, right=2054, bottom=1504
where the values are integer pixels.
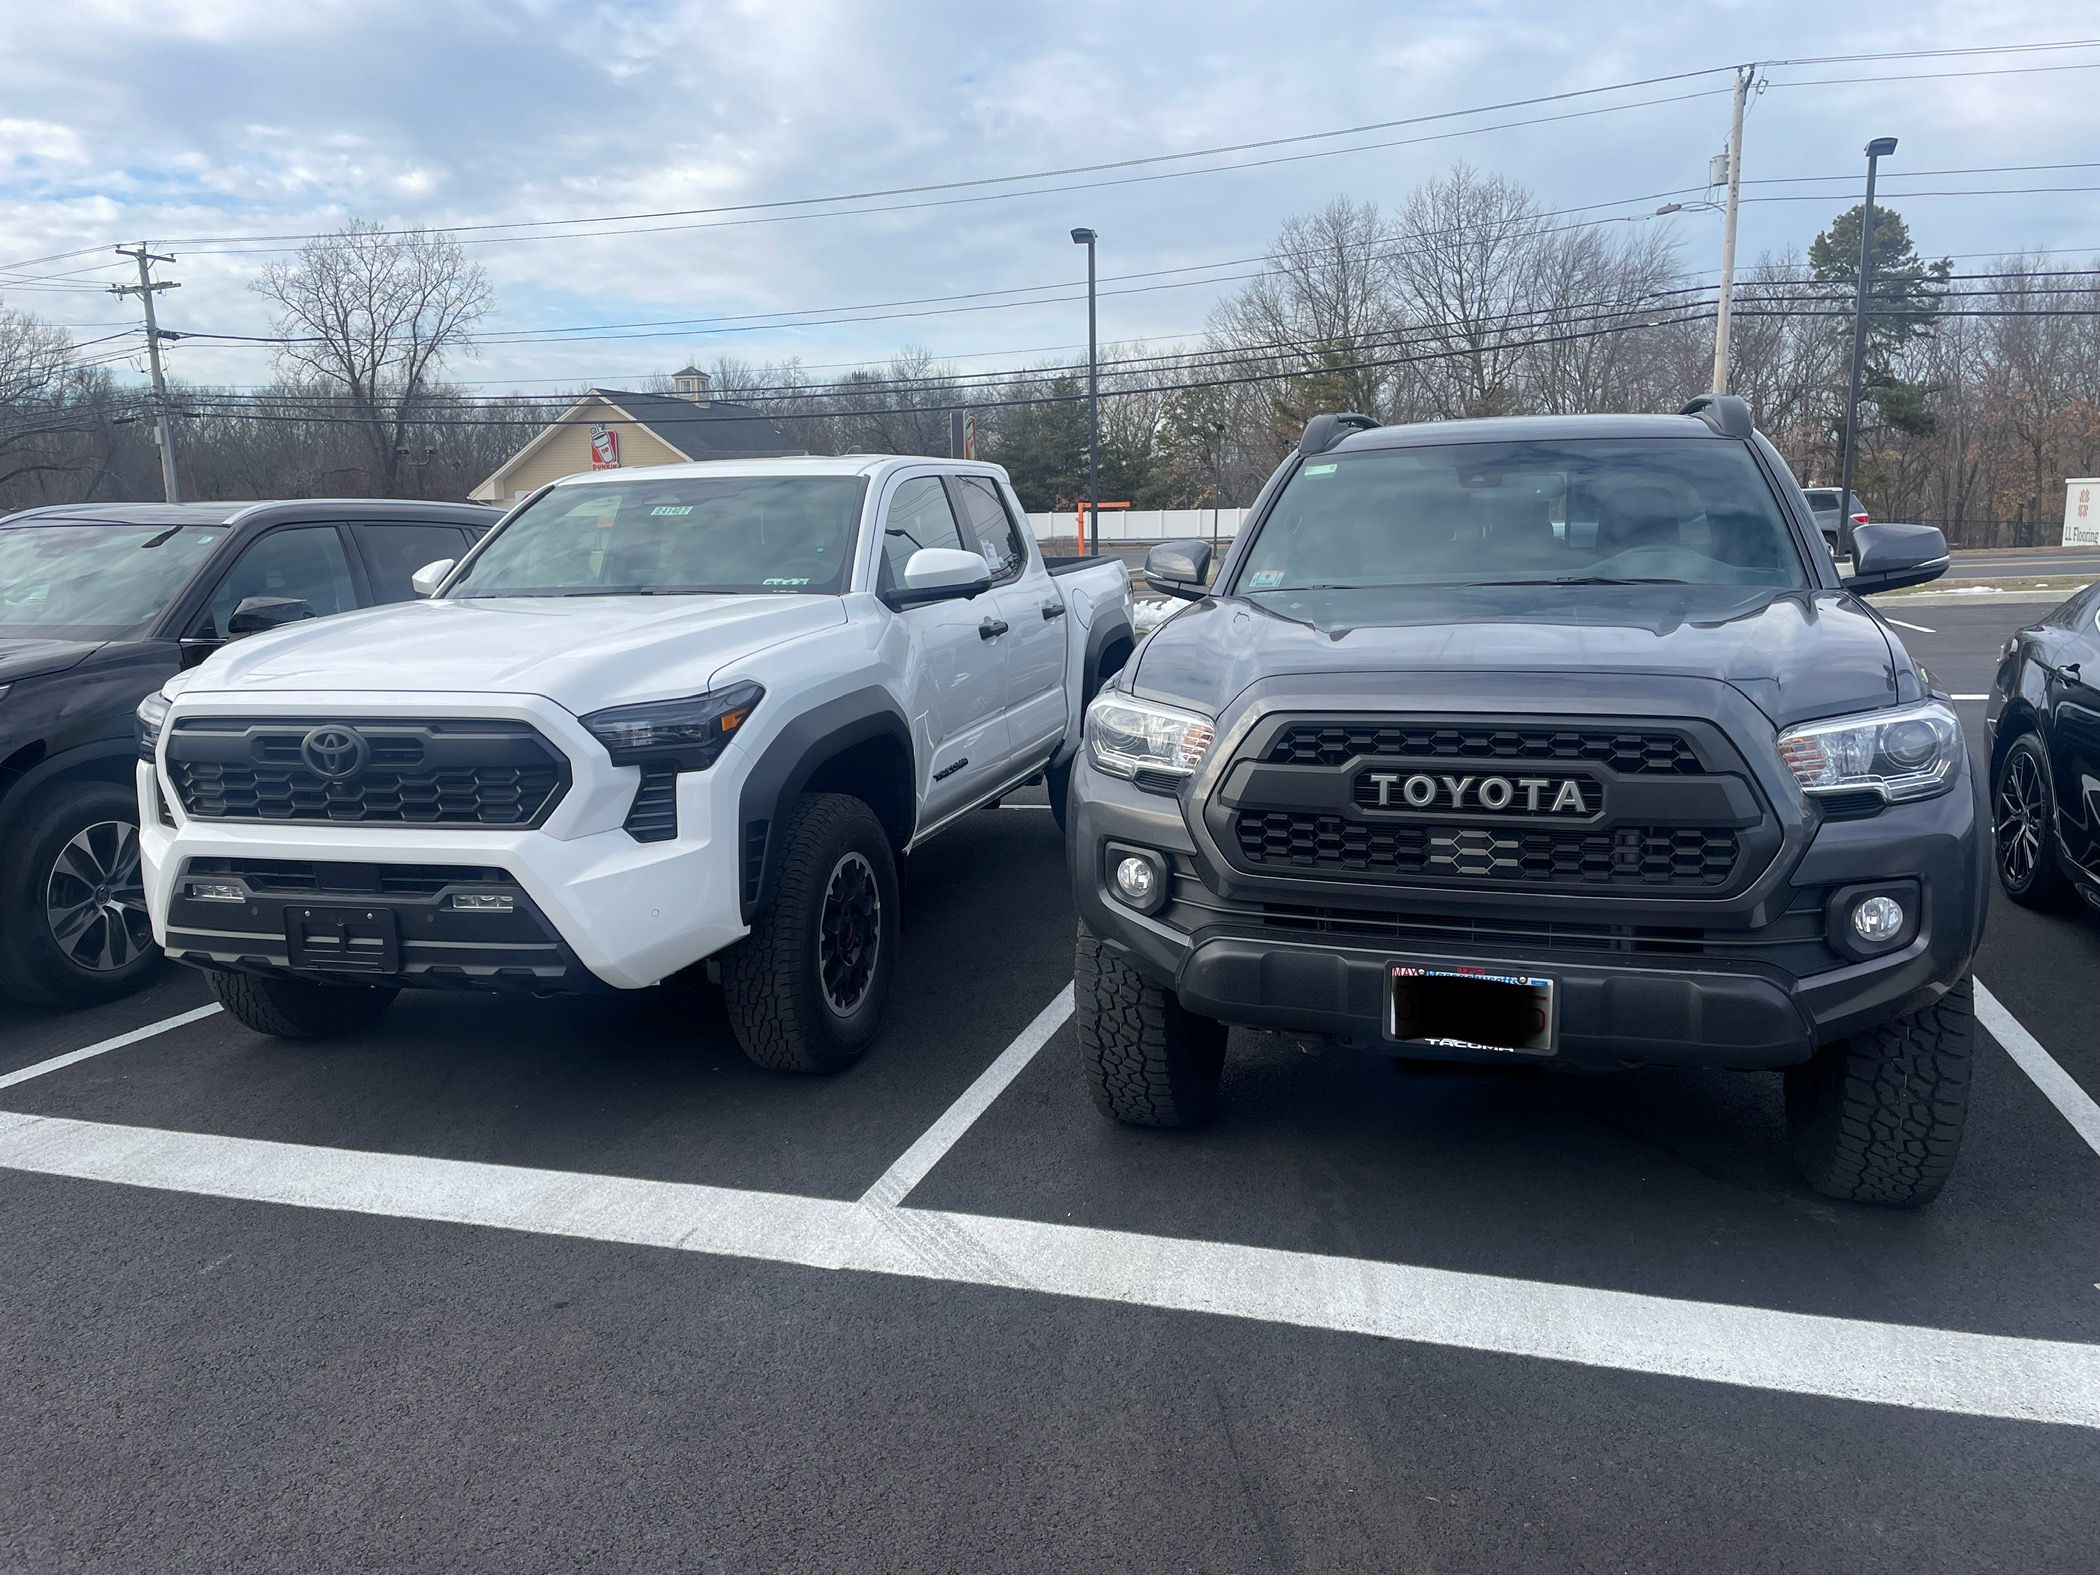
left=1463, top=576, right=1692, bottom=587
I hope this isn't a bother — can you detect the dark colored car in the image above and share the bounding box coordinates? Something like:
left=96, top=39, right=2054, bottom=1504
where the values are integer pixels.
left=0, top=498, right=497, bottom=1006
left=1987, top=579, right=2100, bottom=912
left=1802, top=487, right=1869, bottom=557
left=1068, top=396, right=1984, bottom=1208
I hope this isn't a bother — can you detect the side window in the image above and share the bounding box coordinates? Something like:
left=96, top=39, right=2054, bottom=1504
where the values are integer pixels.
left=357, top=523, right=468, bottom=602
left=952, top=476, right=1029, bottom=581
left=879, top=476, right=968, bottom=589
left=201, top=526, right=357, bottom=639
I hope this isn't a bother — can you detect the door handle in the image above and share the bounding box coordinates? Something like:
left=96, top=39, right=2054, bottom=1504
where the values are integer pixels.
left=979, top=618, right=1010, bottom=640
left=1041, top=601, right=1067, bottom=620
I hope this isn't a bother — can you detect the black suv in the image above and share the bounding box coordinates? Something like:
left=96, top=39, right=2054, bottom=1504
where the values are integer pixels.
left=1069, top=396, right=1985, bottom=1207
left=0, top=498, right=496, bottom=1006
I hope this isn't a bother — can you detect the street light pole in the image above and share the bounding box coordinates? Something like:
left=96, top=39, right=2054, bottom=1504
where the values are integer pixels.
left=1071, top=227, right=1099, bottom=555
left=1838, top=136, right=1897, bottom=561
left=1710, top=66, right=1751, bottom=394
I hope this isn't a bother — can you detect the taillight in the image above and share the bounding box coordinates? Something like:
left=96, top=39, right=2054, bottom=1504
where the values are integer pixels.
left=1850, top=512, right=1870, bottom=524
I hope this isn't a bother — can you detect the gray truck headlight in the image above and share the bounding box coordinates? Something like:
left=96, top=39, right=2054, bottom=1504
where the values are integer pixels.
left=1777, top=700, right=1961, bottom=803
left=580, top=682, right=763, bottom=770
left=136, top=690, right=171, bottom=762
left=1085, top=693, right=1216, bottom=781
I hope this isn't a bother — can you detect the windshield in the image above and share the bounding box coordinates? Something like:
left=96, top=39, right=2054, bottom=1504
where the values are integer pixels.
left=450, top=475, right=869, bottom=598
left=1233, top=438, right=1810, bottom=593
left=0, top=523, right=226, bottom=639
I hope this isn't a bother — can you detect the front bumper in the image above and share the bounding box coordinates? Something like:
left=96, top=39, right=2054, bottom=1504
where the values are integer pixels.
left=139, top=691, right=750, bottom=992
left=1072, top=746, right=1987, bottom=1071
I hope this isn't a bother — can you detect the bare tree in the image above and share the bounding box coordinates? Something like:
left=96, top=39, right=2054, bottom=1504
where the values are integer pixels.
left=252, top=222, right=491, bottom=495
left=0, top=301, right=101, bottom=499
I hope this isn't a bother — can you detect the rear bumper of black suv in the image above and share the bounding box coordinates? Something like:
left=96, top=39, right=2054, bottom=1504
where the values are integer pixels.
left=1071, top=717, right=1986, bottom=1072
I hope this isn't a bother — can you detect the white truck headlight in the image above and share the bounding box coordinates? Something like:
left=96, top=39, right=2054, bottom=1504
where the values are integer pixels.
left=1776, top=700, right=1961, bottom=804
left=1085, top=693, right=1216, bottom=781
left=136, top=690, right=171, bottom=762
left=580, top=682, right=763, bottom=770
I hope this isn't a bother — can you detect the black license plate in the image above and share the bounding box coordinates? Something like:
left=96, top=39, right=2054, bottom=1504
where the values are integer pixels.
left=1388, top=964, right=1555, bottom=1055
left=285, top=905, right=400, bottom=973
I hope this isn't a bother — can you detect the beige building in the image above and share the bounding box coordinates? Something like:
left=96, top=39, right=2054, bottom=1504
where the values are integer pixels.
left=470, top=368, right=802, bottom=504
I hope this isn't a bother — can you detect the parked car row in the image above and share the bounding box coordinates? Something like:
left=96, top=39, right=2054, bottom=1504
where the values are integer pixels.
left=8, top=394, right=2080, bottom=1214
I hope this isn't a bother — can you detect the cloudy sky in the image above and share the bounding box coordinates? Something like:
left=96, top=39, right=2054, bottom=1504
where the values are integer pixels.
left=4, top=0, right=2097, bottom=396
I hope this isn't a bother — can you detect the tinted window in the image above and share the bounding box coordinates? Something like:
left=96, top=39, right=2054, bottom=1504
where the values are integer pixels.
left=359, top=523, right=467, bottom=601
left=1234, top=438, right=1809, bottom=593
left=204, top=526, right=357, bottom=638
left=880, top=476, right=968, bottom=588
left=952, top=476, right=1029, bottom=580
left=0, top=523, right=226, bottom=639
left=452, top=476, right=868, bottom=598
left=1802, top=489, right=1841, bottom=512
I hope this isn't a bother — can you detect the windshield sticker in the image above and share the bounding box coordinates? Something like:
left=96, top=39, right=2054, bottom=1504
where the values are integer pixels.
left=1303, top=462, right=1339, bottom=476
left=763, top=577, right=812, bottom=586
left=1248, top=569, right=1286, bottom=589
left=648, top=505, right=694, bottom=516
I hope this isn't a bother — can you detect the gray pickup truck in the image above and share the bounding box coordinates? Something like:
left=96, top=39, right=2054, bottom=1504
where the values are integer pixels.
left=1068, top=396, right=1984, bottom=1207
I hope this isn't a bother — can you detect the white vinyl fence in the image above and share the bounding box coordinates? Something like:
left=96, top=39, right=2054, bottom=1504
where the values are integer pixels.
left=1025, top=507, right=1247, bottom=543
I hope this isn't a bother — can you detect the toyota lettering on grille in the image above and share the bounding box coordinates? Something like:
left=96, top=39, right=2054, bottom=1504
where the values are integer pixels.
left=1359, top=770, right=1595, bottom=816
left=299, top=725, right=371, bottom=781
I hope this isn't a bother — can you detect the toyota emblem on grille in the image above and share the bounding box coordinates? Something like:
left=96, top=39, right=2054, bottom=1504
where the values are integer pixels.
left=300, top=725, right=370, bottom=780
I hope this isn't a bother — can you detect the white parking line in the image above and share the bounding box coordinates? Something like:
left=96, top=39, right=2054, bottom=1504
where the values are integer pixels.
left=0, top=1004, right=221, bottom=1093
left=1952, top=694, right=1990, bottom=702
left=860, top=985, right=1073, bottom=1207
left=0, top=1106, right=2094, bottom=1429
left=1978, top=981, right=2100, bottom=1159
left=1884, top=616, right=1936, bottom=633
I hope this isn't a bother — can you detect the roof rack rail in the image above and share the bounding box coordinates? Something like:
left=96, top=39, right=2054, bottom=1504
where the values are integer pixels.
left=1679, top=392, right=1753, bottom=440
left=1298, top=412, right=1380, bottom=457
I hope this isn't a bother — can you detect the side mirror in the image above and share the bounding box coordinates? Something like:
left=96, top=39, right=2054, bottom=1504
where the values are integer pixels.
left=226, top=596, right=317, bottom=638
left=1145, top=538, right=1213, bottom=601
left=1841, top=523, right=1948, bottom=596
left=411, top=558, right=455, bottom=597
left=886, top=547, right=992, bottom=609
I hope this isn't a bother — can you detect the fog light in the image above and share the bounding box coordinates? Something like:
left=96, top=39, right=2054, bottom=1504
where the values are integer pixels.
left=1113, top=856, right=1158, bottom=905
left=451, top=893, right=514, bottom=913
left=1851, top=895, right=1905, bottom=941
left=187, top=881, right=244, bottom=903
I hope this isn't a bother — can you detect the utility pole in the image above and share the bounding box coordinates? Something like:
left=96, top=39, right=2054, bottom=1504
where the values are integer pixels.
left=1838, top=137, right=1899, bottom=561
left=110, top=245, right=182, bottom=503
left=1071, top=228, right=1100, bottom=555
left=1710, top=66, right=1752, bottom=394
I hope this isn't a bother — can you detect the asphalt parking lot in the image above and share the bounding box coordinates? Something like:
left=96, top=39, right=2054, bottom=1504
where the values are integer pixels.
left=2, top=599, right=2097, bottom=1574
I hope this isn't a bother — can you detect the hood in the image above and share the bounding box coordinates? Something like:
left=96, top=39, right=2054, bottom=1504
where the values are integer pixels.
left=1128, top=585, right=1899, bottom=728
left=0, top=637, right=105, bottom=685
left=177, top=594, right=851, bottom=712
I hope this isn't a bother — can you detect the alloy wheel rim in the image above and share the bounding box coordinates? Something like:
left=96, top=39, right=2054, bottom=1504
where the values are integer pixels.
left=816, top=851, right=881, bottom=1018
left=45, top=819, right=151, bottom=973
left=1994, top=750, right=2046, bottom=889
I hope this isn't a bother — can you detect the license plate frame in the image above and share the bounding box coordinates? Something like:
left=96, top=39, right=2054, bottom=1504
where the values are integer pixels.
left=1387, top=962, right=1556, bottom=1056
left=284, top=904, right=401, bottom=974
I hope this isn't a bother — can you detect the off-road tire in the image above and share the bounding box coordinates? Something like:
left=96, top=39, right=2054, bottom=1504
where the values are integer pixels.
left=1075, top=921, right=1226, bottom=1126
left=0, top=781, right=159, bottom=1007
left=720, top=792, right=899, bottom=1074
left=1991, top=733, right=2073, bottom=909
left=1785, top=976, right=1974, bottom=1208
left=203, top=969, right=398, bottom=1039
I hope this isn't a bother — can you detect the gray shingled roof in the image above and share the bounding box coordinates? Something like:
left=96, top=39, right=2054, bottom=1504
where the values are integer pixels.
left=592, top=389, right=802, bottom=459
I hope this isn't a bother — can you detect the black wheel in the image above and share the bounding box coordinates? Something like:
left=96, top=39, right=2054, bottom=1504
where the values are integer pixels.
left=1992, top=733, right=2073, bottom=908
left=1045, top=757, right=1072, bottom=835
left=0, top=781, right=159, bottom=1007
left=1075, top=921, right=1226, bottom=1126
left=203, top=968, right=397, bottom=1040
left=1785, top=977, right=1974, bottom=1208
left=720, top=793, right=899, bottom=1073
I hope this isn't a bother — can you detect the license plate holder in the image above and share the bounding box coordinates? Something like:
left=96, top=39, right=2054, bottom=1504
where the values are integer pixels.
left=1388, top=963, right=1555, bottom=1056
left=285, top=904, right=400, bottom=974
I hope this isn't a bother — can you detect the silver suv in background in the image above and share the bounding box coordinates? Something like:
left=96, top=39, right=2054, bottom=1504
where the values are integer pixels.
left=1802, top=488, right=1869, bottom=557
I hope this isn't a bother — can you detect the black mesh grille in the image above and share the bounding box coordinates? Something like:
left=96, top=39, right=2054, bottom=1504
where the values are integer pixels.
left=167, top=718, right=567, bottom=827
left=1233, top=811, right=1738, bottom=888
left=182, top=858, right=514, bottom=895
left=1266, top=722, right=1702, bottom=774
left=623, top=768, right=678, bottom=843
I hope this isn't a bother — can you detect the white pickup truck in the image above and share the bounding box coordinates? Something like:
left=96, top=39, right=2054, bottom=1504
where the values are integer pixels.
left=135, top=456, right=1134, bottom=1070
